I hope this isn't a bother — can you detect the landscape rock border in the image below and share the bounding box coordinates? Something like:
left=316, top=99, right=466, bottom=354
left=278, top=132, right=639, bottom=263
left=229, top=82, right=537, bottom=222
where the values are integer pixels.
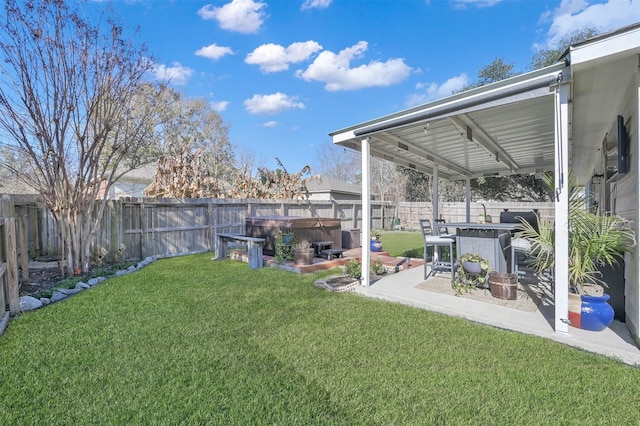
left=15, top=256, right=158, bottom=314
left=314, top=275, right=361, bottom=293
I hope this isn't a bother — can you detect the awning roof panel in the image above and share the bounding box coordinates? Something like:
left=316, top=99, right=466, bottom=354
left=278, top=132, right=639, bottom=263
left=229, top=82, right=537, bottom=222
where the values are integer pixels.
left=330, top=23, right=640, bottom=185
left=331, top=72, right=560, bottom=181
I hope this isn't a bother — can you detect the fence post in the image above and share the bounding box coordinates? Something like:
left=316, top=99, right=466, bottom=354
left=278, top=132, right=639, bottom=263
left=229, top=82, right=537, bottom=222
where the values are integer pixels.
left=140, top=200, right=146, bottom=259
left=5, top=217, right=20, bottom=316
left=16, top=209, right=29, bottom=284
left=116, top=199, right=124, bottom=255
left=207, top=200, right=213, bottom=252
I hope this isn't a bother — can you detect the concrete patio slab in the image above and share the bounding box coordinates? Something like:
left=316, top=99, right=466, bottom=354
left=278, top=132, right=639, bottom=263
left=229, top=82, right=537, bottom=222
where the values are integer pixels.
left=355, top=265, right=640, bottom=365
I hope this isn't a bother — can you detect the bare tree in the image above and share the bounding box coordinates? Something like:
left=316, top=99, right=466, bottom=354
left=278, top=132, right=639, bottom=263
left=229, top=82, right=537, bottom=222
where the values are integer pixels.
left=316, top=142, right=360, bottom=184
left=162, top=95, right=234, bottom=184
left=370, top=158, right=407, bottom=204
left=0, top=0, right=164, bottom=274
left=145, top=93, right=234, bottom=198
left=234, top=146, right=260, bottom=180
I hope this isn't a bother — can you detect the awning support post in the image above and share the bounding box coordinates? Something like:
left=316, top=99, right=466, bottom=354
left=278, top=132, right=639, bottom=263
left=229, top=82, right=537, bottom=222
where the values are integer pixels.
left=465, top=179, right=471, bottom=222
left=432, top=166, right=439, bottom=224
left=554, top=71, right=570, bottom=333
left=361, top=137, right=371, bottom=287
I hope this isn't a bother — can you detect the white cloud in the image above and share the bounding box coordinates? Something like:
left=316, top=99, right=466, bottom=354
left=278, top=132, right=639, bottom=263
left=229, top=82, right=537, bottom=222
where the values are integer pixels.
left=301, top=0, right=332, bottom=10
left=295, top=41, right=412, bottom=91
left=195, top=43, right=234, bottom=60
left=262, top=121, right=278, bottom=127
left=198, top=0, right=267, bottom=34
left=152, top=62, right=193, bottom=85
left=243, top=92, right=305, bottom=115
left=245, top=41, right=323, bottom=73
left=542, top=0, right=640, bottom=48
left=405, top=73, right=468, bottom=107
left=210, top=101, right=230, bottom=112
left=450, top=0, right=503, bottom=9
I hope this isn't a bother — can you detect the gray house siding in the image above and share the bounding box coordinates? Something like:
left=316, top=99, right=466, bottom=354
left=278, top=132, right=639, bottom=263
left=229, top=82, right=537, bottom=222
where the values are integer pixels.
left=606, top=78, right=639, bottom=337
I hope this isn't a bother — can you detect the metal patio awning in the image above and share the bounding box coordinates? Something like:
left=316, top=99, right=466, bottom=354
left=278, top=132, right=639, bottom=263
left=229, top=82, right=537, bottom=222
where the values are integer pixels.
left=330, top=64, right=565, bottom=182
left=331, top=23, right=640, bottom=188
left=328, top=22, right=640, bottom=336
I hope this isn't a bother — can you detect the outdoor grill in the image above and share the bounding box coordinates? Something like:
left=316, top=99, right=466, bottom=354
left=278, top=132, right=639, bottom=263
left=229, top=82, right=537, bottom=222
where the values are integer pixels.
left=499, top=210, right=539, bottom=233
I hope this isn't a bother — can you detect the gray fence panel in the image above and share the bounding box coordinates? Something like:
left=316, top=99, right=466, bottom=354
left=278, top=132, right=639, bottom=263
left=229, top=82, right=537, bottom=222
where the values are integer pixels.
left=10, top=196, right=554, bottom=262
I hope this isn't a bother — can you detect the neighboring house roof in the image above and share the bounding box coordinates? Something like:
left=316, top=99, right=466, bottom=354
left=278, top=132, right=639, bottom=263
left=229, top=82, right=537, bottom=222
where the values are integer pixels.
left=0, top=176, right=39, bottom=195
left=100, top=162, right=158, bottom=199
left=115, top=162, right=157, bottom=183
left=305, top=175, right=361, bottom=197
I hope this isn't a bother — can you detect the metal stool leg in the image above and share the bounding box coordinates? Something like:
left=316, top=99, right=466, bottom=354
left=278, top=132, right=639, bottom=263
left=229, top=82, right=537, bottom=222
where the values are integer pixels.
left=430, top=243, right=439, bottom=277
left=449, top=240, right=456, bottom=282
left=423, top=242, right=428, bottom=280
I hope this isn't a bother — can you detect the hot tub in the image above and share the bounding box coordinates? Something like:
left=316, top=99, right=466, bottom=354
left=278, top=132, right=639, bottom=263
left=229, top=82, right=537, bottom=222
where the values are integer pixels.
left=246, top=216, right=342, bottom=255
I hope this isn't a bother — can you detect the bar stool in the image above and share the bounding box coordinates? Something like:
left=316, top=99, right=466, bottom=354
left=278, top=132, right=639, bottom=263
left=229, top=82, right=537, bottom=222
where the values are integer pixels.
left=420, top=219, right=456, bottom=281
left=435, top=219, right=455, bottom=238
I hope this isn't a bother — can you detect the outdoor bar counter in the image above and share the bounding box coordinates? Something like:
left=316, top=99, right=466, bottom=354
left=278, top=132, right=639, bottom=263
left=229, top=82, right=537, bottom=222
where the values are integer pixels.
left=437, top=223, right=517, bottom=273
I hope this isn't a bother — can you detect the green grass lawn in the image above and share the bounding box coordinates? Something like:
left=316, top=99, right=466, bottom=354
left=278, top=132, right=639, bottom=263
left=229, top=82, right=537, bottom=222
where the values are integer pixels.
left=2, top=253, right=640, bottom=424
left=377, top=230, right=424, bottom=257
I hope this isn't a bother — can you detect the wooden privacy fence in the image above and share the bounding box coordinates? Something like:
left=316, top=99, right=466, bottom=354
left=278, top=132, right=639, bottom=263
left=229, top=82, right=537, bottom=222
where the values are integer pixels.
left=10, top=195, right=554, bottom=263
left=12, top=197, right=396, bottom=261
left=1, top=195, right=28, bottom=318
left=96, top=198, right=394, bottom=261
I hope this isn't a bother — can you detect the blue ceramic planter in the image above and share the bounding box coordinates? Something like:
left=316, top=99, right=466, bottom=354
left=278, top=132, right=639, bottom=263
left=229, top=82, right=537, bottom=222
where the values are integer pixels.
left=370, top=240, right=382, bottom=252
left=282, top=234, right=294, bottom=245
left=579, top=294, right=615, bottom=331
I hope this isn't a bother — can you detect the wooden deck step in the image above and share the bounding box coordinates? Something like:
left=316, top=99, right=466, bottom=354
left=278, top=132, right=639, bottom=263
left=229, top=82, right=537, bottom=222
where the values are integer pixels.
left=319, top=248, right=345, bottom=260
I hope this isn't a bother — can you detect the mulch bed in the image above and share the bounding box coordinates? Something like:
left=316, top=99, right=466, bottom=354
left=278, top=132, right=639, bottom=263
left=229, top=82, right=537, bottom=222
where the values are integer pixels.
left=19, top=263, right=65, bottom=297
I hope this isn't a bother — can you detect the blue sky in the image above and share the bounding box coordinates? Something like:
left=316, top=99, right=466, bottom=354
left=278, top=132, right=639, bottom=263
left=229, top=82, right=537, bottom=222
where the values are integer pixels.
left=88, top=0, right=640, bottom=173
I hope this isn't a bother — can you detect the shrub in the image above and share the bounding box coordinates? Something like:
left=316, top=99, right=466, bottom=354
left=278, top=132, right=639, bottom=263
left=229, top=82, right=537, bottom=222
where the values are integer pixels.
left=345, top=259, right=362, bottom=278
left=371, top=259, right=386, bottom=275
left=401, top=248, right=421, bottom=258
left=274, top=231, right=295, bottom=261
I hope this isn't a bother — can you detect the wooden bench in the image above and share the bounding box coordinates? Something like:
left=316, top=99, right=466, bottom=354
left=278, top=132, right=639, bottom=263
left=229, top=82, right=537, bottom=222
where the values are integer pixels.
left=214, top=233, right=266, bottom=269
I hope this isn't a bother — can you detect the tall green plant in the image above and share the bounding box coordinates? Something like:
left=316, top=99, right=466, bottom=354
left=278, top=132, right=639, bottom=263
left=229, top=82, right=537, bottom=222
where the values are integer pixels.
left=274, top=231, right=295, bottom=262
left=516, top=174, right=636, bottom=294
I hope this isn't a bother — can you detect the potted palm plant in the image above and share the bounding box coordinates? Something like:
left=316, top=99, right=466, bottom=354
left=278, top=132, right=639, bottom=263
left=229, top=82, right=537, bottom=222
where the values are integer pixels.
left=516, top=174, right=636, bottom=331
